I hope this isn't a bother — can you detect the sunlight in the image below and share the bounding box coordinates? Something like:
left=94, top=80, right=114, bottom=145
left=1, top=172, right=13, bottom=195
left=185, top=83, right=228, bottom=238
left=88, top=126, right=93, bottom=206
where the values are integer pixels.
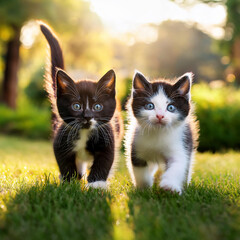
left=89, top=0, right=226, bottom=40
left=189, top=3, right=226, bottom=39
left=20, top=21, right=39, bottom=48
left=89, top=0, right=187, bottom=32
left=134, top=25, right=158, bottom=44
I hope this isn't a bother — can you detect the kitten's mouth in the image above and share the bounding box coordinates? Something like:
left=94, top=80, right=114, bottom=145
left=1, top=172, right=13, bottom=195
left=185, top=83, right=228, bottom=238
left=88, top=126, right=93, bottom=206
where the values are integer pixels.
left=82, top=120, right=91, bottom=129
left=154, top=120, right=167, bottom=126
left=82, top=123, right=91, bottom=129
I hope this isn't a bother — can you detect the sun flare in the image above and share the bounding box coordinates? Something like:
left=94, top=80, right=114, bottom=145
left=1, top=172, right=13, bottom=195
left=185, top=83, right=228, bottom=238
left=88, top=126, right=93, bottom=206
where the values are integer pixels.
left=89, top=0, right=226, bottom=40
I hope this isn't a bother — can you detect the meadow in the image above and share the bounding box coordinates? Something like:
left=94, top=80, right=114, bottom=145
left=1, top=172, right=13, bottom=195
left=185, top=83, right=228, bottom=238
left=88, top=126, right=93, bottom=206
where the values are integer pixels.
left=0, top=135, right=239, bottom=240
left=1, top=1, right=240, bottom=239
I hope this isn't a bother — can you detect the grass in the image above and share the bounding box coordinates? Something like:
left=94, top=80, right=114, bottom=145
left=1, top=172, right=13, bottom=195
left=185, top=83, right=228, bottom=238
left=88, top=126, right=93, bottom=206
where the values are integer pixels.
left=0, top=135, right=240, bottom=240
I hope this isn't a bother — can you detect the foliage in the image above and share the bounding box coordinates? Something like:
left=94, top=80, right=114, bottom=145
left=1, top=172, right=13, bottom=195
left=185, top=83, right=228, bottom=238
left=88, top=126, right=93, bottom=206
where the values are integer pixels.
left=0, top=0, right=112, bottom=108
left=0, top=83, right=240, bottom=151
left=172, top=0, right=240, bottom=83
left=24, top=66, right=48, bottom=106
left=192, top=83, right=240, bottom=151
left=114, top=21, right=225, bottom=82
left=0, top=136, right=240, bottom=240
left=0, top=99, right=51, bottom=139
left=0, top=0, right=86, bottom=31
left=14, top=0, right=112, bottom=73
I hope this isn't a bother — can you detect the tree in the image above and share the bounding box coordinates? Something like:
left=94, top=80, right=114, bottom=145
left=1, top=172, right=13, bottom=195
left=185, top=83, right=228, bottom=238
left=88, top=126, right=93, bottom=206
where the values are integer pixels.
left=172, top=0, right=240, bottom=84
left=113, top=21, right=224, bottom=82
left=223, top=0, right=240, bottom=84
left=0, top=0, right=99, bottom=108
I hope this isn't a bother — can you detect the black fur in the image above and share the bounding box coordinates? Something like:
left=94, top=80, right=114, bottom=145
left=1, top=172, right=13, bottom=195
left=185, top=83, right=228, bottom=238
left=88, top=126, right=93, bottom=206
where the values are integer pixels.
left=40, top=22, right=121, bottom=183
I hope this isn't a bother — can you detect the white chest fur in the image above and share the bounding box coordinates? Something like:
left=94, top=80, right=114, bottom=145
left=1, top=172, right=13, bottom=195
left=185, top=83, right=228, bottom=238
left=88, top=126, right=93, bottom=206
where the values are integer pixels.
left=134, top=124, right=186, bottom=163
left=74, top=129, right=93, bottom=162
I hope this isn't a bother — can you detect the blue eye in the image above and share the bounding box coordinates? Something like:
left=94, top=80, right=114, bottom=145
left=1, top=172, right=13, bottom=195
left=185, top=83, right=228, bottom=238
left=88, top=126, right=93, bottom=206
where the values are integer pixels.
left=72, top=103, right=81, bottom=111
left=93, top=103, right=103, bottom=112
left=167, top=104, right=176, bottom=112
left=145, top=103, right=154, bottom=110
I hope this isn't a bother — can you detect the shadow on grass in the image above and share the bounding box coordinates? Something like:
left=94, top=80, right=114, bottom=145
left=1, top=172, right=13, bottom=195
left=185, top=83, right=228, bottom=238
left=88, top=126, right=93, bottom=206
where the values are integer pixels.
left=127, top=180, right=240, bottom=240
left=0, top=177, right=114, bottom=240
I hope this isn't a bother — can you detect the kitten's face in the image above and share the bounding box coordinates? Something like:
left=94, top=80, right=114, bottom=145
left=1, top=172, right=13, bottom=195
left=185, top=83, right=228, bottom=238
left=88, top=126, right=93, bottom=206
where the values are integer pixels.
left=131, top=72, right=192, bottom=128
left=56, top=69, right=116, bottom=129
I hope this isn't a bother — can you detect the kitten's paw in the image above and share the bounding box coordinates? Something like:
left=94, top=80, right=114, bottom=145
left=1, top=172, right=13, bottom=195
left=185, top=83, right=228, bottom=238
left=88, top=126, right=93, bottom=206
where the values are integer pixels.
left=160, top=180, right=182, bottom=195
left=133, top=166, right=156, bottom=188
left=86, top=181, right=107, bottom=190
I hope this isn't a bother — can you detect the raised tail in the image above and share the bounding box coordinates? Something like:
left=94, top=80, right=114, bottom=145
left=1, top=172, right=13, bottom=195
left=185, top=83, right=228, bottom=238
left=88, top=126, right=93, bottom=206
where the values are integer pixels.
left=39, top=21, right=64, bottom=132
left=39, top=22, right=64, bottom=92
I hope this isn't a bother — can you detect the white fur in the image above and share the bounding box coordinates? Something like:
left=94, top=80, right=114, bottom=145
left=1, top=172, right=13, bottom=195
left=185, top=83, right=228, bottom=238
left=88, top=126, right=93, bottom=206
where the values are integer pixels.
left=74, top=119, right=97, bottom=176
left=90, top=119, right=97, bottom=130
left=139, top=88, right=181, bottom=127
left=74, top=119, right=97, bottom=162
left=125, top=88, right=194, bottom=194
left=133, top=163, right=158, bottom=188
left=74, top=129, right=92, bottom=162
left=86, top=97, right=90, bottom=110
left=134, top=124, right=189, bottom=194
left=86, top=181, right=107, bottom=189
left=75, top=161, right=88, bottom=179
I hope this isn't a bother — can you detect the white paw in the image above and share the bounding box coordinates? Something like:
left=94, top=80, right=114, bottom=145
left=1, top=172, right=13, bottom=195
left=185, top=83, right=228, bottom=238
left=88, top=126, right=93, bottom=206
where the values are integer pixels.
left=133, top=165, right=157, bottom=188
left=86, top=181, right=107, bottom=189
left=160, top=179, right=182, bottom=195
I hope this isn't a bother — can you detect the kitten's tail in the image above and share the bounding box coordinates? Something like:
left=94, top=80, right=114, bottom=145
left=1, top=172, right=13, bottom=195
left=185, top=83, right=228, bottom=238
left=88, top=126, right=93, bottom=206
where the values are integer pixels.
left=39, top=21, right=64, bottom=93
left=39, top=21, right=64, bottom=132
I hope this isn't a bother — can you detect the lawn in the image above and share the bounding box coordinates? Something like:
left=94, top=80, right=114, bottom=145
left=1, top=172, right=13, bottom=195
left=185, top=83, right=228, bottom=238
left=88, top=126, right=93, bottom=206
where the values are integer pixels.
left=0, top=135, right=240, bottom=240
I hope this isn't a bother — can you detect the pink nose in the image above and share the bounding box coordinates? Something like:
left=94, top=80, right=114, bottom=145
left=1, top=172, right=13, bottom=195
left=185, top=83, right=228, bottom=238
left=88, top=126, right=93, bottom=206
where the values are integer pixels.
left=156, top=115, right=164, bottom=121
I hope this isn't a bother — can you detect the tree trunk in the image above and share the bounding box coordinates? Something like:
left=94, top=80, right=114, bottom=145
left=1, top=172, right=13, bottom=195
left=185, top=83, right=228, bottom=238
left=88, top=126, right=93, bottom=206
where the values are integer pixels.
left=232, top=37, right=240, bottom=85
left=2, top=27, right=21, bottom=109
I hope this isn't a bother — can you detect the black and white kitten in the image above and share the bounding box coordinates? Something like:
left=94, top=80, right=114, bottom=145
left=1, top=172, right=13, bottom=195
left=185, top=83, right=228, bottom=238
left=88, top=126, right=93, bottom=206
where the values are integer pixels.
left=40, top=22, right=122, bottom=189
left=125, top=71, right=198, bottom=194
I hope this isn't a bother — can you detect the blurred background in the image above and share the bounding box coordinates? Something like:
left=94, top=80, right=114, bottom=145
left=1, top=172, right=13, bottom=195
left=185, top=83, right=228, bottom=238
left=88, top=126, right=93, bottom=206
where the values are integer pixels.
left=0, top=0, right=239, bottom=152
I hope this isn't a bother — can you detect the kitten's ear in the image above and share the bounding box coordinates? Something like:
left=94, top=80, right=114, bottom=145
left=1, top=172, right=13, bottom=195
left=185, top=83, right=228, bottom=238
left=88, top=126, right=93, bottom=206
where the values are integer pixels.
left=173, top=72, right=193, bottom=100
left=133, top=71, right=152, bottom=92
left=56, top=69, right=75, bottom=95
left=97, top=69, right=116, bottom=95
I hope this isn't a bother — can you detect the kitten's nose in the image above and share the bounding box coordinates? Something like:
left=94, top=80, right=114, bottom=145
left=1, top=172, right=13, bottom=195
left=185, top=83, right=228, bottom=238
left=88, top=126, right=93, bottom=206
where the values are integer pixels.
left=83, top=109, right=93, bottom=122
left=84, top=117, right=92, bottom=122
left=156, top=114, right=164, bottom=121
left=82, top=118, right=92, bottom=129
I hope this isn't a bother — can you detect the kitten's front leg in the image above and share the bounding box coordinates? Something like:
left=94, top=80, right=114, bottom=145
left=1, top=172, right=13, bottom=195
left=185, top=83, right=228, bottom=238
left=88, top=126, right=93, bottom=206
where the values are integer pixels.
left=53, top=136, right=79, bottom=182
left=132, top=165, right=158, bottom=188
left=87, top=147, right=114, bottom=189
left=160, top=154, right=189, bottom=194
left=54, top=148, right=79, bottom=181
left=131, top=154, right=158, bottom=188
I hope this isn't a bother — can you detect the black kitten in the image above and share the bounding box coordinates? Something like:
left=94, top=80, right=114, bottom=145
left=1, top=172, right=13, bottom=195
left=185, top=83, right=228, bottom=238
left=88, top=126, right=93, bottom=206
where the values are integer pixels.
left=40, top=22, right=122, bottom=189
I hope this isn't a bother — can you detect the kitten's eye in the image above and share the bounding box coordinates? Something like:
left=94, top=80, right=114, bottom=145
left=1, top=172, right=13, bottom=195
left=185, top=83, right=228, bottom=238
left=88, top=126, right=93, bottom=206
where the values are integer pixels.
left=167, top=104, right=176, bottom=112
left=145, top=103, right=154, bottom=110
left=72, top=103, right=81, bottom=111
left=93, top=103, right=103, bottom=112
